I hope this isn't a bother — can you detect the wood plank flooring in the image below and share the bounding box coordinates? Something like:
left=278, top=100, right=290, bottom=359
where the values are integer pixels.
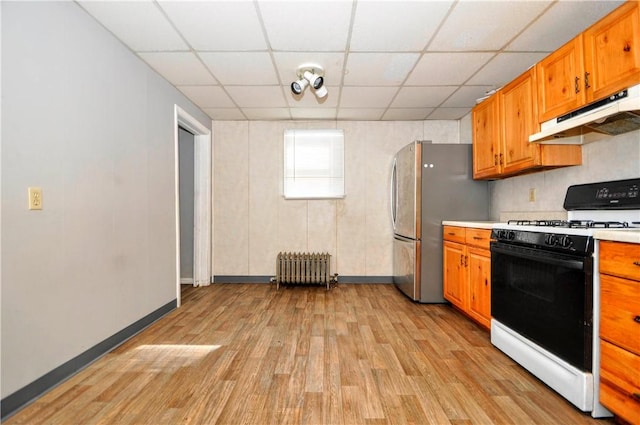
left=5, top=284, right=615, bottom=424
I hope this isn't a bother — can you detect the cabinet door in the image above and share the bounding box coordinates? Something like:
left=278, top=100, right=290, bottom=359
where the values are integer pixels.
left=443, top=241, right=466, bottom=310
left=500, top=68, right=541, bottom=175
left=467, top=247, right=491, bottom=329
left=584, top=1, right=640, bottom=102
left=472, top=94, right=501, bottom=179
left=537, top=36, right=586, bottom=122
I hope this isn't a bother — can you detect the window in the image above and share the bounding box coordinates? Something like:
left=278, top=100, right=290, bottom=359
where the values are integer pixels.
left=283, top=129, right=345, bottom=199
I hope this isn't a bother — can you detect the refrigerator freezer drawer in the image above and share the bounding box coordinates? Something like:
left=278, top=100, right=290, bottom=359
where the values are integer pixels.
left=393, top=235, right=421, bottom=301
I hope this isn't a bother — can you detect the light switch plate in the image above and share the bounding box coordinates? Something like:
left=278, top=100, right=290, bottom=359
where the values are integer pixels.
left=28, top=187, right=43, bottom=210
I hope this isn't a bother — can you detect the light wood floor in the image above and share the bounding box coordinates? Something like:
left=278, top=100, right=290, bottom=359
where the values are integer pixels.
left=6, top=283, right=615, bottom=425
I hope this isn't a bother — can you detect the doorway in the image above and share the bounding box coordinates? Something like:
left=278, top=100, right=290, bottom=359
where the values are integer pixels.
left=174, top=105, right=212, bottom=307
left=178, top=126, right=195, bottom=287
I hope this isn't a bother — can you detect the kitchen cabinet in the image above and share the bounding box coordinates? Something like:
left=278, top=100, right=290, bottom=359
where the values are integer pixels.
left=443, top=225, right=492, bottom=329
left=599, top=240, right=640, bottom=425
left=472, top=93, right=501, bottom=179
left=472, top=68, right=582, bottom=180
left=537, top=1, right=640, bottom=123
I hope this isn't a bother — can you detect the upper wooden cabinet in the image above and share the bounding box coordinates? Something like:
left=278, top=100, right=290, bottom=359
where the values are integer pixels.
left=584, top=1, right=640, bottom=102
left=472, top=94, right=501, bottom=179
left=473, top=68, right=582, bottom=180
left=537, top=36, right=586, bottom=123
left=537, top=1, right=640, bottom=123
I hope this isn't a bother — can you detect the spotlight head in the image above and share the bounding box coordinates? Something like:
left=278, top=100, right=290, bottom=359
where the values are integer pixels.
left=314, top=85, right=328, bottom=99
left=303, top=70, right=324, bottom=90
left=291, top=78, right=308, bottom=95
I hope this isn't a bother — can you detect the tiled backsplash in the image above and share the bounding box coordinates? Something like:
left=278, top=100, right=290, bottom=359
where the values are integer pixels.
left=489, top=130, right=640, bottom=221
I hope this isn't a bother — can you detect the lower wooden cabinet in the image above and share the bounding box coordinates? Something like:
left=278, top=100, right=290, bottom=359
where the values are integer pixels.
left=443, top=225, right=492, bottom=329
left=599, top=240, right=640, bottom=425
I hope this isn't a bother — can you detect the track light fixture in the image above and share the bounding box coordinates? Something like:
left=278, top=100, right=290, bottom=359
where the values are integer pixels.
left=291, top=63, right=327, bottom=99
left=291, top=78, right=308, bottom=95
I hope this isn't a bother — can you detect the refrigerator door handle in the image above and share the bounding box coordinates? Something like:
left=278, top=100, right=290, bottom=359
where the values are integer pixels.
left=390, top=157, right=397, bottom=231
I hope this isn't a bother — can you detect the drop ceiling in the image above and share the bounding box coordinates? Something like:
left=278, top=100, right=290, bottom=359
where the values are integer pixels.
left=78, top=0, right=624, bottom=121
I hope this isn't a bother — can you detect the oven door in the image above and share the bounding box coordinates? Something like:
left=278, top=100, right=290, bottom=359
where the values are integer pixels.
left=491, top=241, right=593, bottom=371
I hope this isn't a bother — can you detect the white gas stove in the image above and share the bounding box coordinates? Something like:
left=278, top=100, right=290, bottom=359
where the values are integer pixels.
left=490, top=178, right=640, bottom=418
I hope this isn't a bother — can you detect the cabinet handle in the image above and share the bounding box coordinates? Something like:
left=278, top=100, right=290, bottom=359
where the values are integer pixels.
left=464, top=255, right=468, bottom=267
left=447, top=232, right=456, bottom=236
left=634, top=316, right=640, bottom=324
left=575, top=76, right=580, bottom=93
left=633, top=261, right=640, bottom=267
left=473, top=236, right=483, bottom=240
left=584, top=72, right=590, bottom=90
left=494, top=154, right=498, bottom=166
left=460, top=255, right=464, bottom=266
left=499, top=153, right=503, bottom=165
left=624, top=43, right=631, bottom=53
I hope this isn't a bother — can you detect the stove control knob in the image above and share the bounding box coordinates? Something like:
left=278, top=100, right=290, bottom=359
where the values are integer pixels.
left=559, top=235, right=573, bottom=248
left=545, top=234, right=557, bottom=246
left=507, top=231, right=515, bottom=241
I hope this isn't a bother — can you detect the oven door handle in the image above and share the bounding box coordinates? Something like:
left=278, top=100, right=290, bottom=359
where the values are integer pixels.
left=491, top=243, right=585, bottom=270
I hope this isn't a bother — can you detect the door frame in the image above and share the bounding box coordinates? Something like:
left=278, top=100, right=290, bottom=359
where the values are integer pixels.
left=174, top=105, right=212, bottom=307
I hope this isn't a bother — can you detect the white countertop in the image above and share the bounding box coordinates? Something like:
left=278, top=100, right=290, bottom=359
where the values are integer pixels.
left=593, top=229, right=640, bottom=244
left=442, top=221, right=501, bottom=230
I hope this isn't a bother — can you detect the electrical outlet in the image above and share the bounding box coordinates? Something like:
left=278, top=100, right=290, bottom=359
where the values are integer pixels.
left=28, top=187, right=43, bottom=210
left=529, top=188, right=536, bottom=202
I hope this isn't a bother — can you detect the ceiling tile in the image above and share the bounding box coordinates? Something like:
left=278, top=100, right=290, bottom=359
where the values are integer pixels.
left=139, top=52, right=217, bottom=85
left=242, top=108, right=291, bottom=120
left=427, top=108, right=472, bottom=120
left=258, top=1, right=353, bottom=51
left=226, top=86, right=288, bottom=108
left=78, top=1, right=188, bottom=51
left=272, top=52, right=345, bottom=88
left=340, top=87, right=398, bottom=108
left=391, top=86, right=458, bottom=108
left=440, top=86, right=495, bottom=108
left=177, top=86, right=235, bottom=108
left=382, top=109, right=433, bottom=121
left=350, top=1, right=453, bottom=52
left=506, top=1, right=625, bottom=52
left=467, top=52, right=547, bottom=87
left=202, top=108, right=246, bottom=120
left=290, top=109, right=338, bottom=120
left=406, top=53, right=494, bottom=86
left=343, top=53, right=419, bottom=86
left=158, top=1, right=267, bottom=51
left=77, top=0, right=628, bottom=122
left=337, top=108, right=385, bottom=120
left=429, top=1, right=551, bottom=51
left=199, top=52, right=279, bottom=85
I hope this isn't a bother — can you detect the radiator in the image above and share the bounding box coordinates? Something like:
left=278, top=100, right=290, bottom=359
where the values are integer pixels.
left=271, top=252, right=338, bottom=290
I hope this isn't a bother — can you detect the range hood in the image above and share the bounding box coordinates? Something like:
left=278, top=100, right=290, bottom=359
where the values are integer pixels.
left=530, top=84, right=640, bottom=143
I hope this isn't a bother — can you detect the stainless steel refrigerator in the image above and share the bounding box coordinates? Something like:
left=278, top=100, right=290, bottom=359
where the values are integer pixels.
left=391, top=141, right=489, bottom=303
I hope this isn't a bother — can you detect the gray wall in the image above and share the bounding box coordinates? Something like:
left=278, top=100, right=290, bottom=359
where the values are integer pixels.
left=1, top=2, right=210, bottom=398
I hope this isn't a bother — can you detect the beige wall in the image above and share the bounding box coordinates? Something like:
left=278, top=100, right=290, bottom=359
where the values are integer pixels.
left=212, top=120, right=462, bottom=279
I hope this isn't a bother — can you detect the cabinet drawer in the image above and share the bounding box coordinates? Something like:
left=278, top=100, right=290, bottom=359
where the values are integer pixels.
left=600, top=241, right=640, bottom=281
left=465, top=228, right=492, bottom=250
left=600, top=274, right=640, bottom=355
left=443, top=226, right=465, bottom=244
left=599, top=340, right=640, bottom=425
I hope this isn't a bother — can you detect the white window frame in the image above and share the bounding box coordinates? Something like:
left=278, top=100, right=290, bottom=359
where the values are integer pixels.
left=283, top=129, right=345, bottom=200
